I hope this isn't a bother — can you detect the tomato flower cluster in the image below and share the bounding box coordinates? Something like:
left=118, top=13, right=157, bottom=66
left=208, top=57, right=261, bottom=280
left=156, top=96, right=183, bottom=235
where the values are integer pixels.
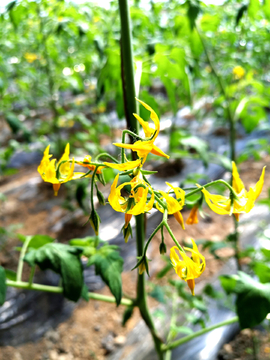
left=37, top=99, right=265, bottom=295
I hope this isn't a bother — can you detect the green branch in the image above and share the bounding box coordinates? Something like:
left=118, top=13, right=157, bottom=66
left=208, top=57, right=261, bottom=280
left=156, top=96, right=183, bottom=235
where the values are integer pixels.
left=162, top=316, right=239, bottom=351
left=6, top=280, right=133, bottom=306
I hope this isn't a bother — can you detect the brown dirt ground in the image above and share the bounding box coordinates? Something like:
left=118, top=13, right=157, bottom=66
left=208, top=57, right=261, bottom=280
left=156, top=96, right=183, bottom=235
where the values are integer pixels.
left=0, top=156, right=269, bottom=360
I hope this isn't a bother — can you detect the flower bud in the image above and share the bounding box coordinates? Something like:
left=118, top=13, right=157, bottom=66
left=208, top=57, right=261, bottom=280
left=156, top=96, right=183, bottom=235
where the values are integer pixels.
left=159, top=242, right=167, bottom=255
left=96, top=186, right=106, bottom=206
left=89, top=209, right=100, bottom=236
left=122, top=223, right=132, bottom=243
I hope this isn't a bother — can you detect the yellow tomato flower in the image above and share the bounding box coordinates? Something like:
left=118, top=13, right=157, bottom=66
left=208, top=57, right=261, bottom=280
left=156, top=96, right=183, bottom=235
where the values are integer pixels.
left=76, top=155, right=104, bottom=174
left=156, top=182, right=185, bottom=229
left=201, top=162, right=265, bottom=220
left=108, top=172, right=154, bottom=217
left=24, top=53, right=38, bottom=63
left=113, top=99, right=169, bottom=163
left=103, top=159, right=142, bottom=171
left=37, top=144, right=87, bottom=196
left=186, top=206, right=199, bottom=225
left=233, top=66, right=245, bottom=79
left=170, top=239, right=205, bottom=296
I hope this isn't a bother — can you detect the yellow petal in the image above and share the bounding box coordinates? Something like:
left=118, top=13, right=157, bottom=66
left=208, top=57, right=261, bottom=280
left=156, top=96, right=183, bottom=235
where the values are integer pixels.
left=232, top=161, right=245, bottom=194
left=128, top=187, right=149, bottom=215
left=158, top=190, right=182, bottom=214
left=173, top=211, right=185, bottom=229
left=201, top=188, right=231, bottom=215
left=108, top=174, right=125, bottom=213
left=144, top=191, right=155, bottom=212
left=135, top=98, right=160, bottom=140
left=151, top=144, right=170, bottom=159
left=103, top=159, right=141, bottom=171
left=133, top=113, right=154, bottom=138
left=166, top=182, right=185, bottom=206
left=186, top=206, right=199, bottom=225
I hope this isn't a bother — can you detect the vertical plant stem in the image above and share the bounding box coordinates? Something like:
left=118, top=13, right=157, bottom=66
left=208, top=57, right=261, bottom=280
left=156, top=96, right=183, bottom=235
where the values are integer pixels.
left=197, top=26, right=241, bottom=270
left=37, top=3, right=61, bottom=155
left=16, top=237, right=32, bottom=282
left=118, top=1, right=164, bottom=358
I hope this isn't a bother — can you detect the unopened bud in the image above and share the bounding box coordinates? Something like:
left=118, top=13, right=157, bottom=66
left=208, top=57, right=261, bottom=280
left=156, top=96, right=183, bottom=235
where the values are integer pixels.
left=96, top=186, right=106, bottom=206
left=159, top=242, right=167, bottom=255
left=89, top=209, right=100, bottom=236
left=122, top=223, right=132, bottom=243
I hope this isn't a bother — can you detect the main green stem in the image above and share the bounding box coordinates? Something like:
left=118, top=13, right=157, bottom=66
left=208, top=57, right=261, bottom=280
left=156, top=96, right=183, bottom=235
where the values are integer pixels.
left=118, top=1, right=163, bottom=358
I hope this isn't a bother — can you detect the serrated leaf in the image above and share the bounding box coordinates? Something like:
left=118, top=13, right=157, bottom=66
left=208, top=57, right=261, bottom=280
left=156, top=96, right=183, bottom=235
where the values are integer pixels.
left=88, top=245, right=123, bottom=306
left=0, top=266, right=6, bottom=306
left=18, top=234, right=54, bottom=250
left=24, top=243, right=84, bottom=302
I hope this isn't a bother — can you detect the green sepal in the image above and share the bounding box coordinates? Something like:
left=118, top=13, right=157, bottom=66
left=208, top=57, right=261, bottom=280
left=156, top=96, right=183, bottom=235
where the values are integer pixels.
left=122, top=223, right=133, bottom=243
left=24, top=243, right=84, bottom=302
left=96, top=172, right=106, bottom=186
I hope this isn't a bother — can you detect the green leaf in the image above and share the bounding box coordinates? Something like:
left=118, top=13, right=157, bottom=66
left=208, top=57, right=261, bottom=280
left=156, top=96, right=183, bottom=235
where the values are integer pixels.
left=88, top=244, right=123, bottom=306
left=187, top=0, right=200, bottom=30
left=263, top=0, right=270, bottom=20
left=234, top=272, right=270, bottom=328
left=221, top=272, right=270, bottom=328
left=122, top=305, right=134, bottom=326
left=18, top=234, right=54, bottom=250
left=235, top=4, right=248, bottom=26
left=203, top=284, right=223, bottom=299
left=81, top=283, right=89, bottom=302
left=253, top=263, right=270, bottom=283
left=149, top=285, right=166, bottom=304
left=0, top=266, right=7, bottom=306
left=248, top=0, right=260, bottom=19
left=5, top=268, right=16, bottom=281
left=24, top=243, right=84, bottom=302
left=220, top=275, right=237, bottom=294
